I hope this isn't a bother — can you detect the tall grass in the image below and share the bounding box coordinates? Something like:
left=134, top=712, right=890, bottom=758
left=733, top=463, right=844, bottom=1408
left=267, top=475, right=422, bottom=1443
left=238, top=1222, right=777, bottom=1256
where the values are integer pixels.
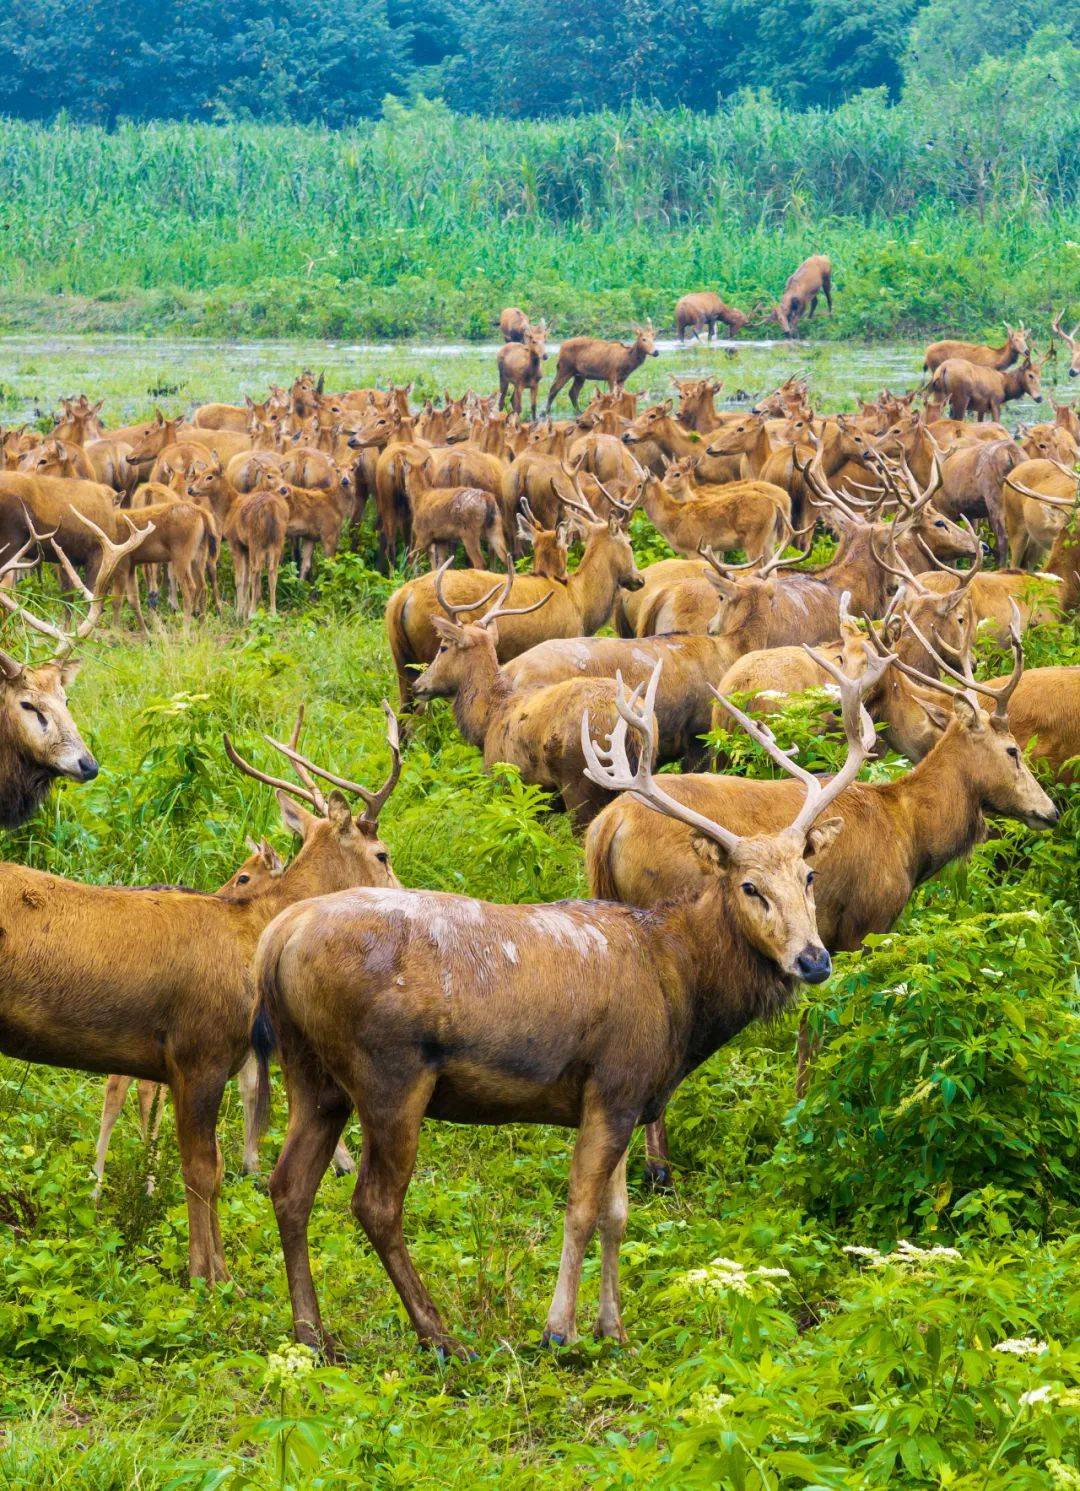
left=0, top=92, right=1076, bottom=339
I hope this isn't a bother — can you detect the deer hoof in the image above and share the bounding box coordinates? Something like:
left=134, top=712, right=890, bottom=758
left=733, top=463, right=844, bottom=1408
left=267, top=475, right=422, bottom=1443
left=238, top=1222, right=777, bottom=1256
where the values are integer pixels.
left=643, top=1162, right=673, bottom=1191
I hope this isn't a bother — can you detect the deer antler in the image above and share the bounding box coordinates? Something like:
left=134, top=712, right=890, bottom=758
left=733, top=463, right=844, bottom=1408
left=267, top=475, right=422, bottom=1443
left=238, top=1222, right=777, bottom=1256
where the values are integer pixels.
left=472, top=566, right=553, bottom=629
left=0, top=510, right=150, bottom=663
left=896, top=602, right=1024, bottom=719
left=433, top=558, right=505, bottom=618
left=231, top=701, right=404, bottom=825
left=1051, top=311, right=1079, bottom=349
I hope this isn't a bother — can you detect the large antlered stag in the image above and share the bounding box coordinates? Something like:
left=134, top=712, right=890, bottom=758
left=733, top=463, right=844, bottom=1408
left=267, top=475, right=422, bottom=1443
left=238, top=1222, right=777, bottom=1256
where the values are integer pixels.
left=0, top=519, right=148, bottom=827
left=586, top=623, right=1058, bottom=1183
left=250, top=655, right=885, bottom=1359
left=0, top=710, right=401, bottom=1285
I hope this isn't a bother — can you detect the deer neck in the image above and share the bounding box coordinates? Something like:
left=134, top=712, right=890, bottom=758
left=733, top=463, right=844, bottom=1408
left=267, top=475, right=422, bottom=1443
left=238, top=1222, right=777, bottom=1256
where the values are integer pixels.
left=452, top=651, right=513, bottom=746
left=0, top=726, right=53, bottom=831
left=880, top=726, right=988, bottom=884
left=651, top=882, right=798, bottom=1078
left=747, top=424, right=773, bottom=476
left=655, top=420, right=699, bottom=459
left=567, top=539, right=622, bottom=633
left=820, top=528, right=887, bottom=614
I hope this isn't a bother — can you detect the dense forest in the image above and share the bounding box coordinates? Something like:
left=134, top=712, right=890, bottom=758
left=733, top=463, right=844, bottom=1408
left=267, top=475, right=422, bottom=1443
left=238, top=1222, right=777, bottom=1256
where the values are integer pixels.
left=0, top=0, right=1076, bottom=123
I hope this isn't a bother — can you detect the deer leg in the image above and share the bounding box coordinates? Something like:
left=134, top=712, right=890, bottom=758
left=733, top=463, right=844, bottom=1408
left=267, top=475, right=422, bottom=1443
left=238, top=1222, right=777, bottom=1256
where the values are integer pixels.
left=544, top=1094, right=634, bottom=1346
left=544, top=368, right=571, bottom=416
left=92, top=1074, right=134, bottom=1201
left=643, top=1113, right=672, bottom=1189
left=237, top=1054, right=263, bottom=1175
left=268, top=1043, right=354, bottom=1354
left=807, top=294, right=818, bottom=321
left=823, top=274, right=833, bottom=313
left=593, top=1152, right=629, bottom=1342
left=137, top=1079, right=167, bottom=1195
left=299, top=539, right=315, bottom=582
left=463, top=530, right=486, bottom=569
left=568, top=378, right=586, bottom=413
left=528, top=383, right=538, bottom=421
left=349, top=1070, right=463, bottom=1355
left=128, top=571, right=148, bottom=636
left=170, top=1064, right=230, bottom=1283
left=268, top=555, right=280, bottom=615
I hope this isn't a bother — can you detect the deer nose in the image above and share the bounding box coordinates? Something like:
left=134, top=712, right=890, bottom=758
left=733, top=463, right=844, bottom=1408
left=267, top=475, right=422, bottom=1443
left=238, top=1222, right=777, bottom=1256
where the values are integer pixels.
left=77, top=754, right=99, bottom=782
left=795, top=945, right=831, bottom=984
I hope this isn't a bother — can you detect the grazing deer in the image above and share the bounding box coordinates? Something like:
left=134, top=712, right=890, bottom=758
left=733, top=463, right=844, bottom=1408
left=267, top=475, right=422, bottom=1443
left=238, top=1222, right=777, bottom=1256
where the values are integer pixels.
left=587, top=626, right=1057, bottom=1183
left=496, top=321, right=548, bottom=419
left=770, top=255, right=832, bottom=336
left=545, top=324, right=659, bottom=414
left=1051, top=312, right=1080, bottom=379
left=385, top=507, right=643, bottom=706
left=928, top=355, right=1043, bottom=422
left=224, top=488, right=289, bottom=619
left=674, top=293, right=759, bottom=343
left=251, top=655, right=885, bottom=1358
left=923, top=325, right=1030, bottom=374
left=0, top=709, right=401, bottom=1285
left=0, top=522, right=144, bottom=826
left=499, top=307, right=531, bottom=342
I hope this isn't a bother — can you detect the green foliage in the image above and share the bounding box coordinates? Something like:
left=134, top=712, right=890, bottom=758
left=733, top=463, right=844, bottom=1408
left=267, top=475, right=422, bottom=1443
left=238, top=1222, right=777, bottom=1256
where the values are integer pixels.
left=0, top=89, right=1076, bottom=339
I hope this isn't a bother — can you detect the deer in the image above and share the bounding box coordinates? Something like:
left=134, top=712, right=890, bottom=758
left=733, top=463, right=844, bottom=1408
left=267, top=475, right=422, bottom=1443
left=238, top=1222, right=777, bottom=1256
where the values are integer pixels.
left=923, top=325, right=1030, bottom=374
left=640, top=460, right=790, bottom=561
left=931, top=437, right=1021, bottom=560
left=385, top=507, right=644, bottom=707
left=769, top=255, right=832, bottom=336
left=0, top=522, right=145, bottom=826
left=1051, top=312, right=1080, bottom=379
left=498, top=307, right=531, bottom=342
left=515, top=501, right=570, bottom=580
left=674, top=293, right=759, bottom=343
left=496, top=321, right=549, bottom=419
left=1003, top=458, right=1078, bottom=568
left=928, top=355, right=1043, bottom=422
left=0, top=472, right=121, bottom=589
left=192, top=396, right=271, bottom=433
left=544, top=324, right=659, bottom=415
left=671, top=376, right=727, bottom=434
left=224, top=488, right=289, bottom=619
left=18, top=437, right=97, bottom=481
left=621, top=401, right=746, bottom=486
left=400, top=450, right=507, bottom=571
left=250, top=653, right=886, bottom=1359
left=586, top=625, right=1057, bottom=1184
left=51, top=396, right=106, bottom=444
left=412, top=568, right=651, bottom=821
left=0, top=710, right=401, bottom=1285
left=107, top=500, right=219, bottom=629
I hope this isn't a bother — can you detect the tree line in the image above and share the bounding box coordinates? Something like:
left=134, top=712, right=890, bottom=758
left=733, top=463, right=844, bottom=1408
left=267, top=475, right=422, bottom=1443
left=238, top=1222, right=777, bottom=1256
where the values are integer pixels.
left=0, top=0, right=1075, bottom=125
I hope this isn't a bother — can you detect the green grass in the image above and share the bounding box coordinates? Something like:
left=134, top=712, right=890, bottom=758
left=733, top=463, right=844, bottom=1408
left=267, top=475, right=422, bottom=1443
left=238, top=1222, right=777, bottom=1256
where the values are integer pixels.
left=0, top=360, right=1078, bottom=1485
left=0, top=97, right=1077, bottom=340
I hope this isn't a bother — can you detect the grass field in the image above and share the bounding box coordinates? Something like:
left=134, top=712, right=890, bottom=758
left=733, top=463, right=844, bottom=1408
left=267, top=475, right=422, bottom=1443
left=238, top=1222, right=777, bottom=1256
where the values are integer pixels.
left=0, top=350, right=1078, bottom=1487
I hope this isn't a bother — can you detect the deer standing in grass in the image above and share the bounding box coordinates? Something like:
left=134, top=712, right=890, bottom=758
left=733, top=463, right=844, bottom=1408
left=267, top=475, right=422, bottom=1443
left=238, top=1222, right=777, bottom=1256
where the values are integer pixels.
left=587, top=623, right=1057, bottom=1183
left=544, top=324, right=659, bottom=414
left=0, top=710, right=402, bottom=1285
left=251, top=654, right=885, bottom=1359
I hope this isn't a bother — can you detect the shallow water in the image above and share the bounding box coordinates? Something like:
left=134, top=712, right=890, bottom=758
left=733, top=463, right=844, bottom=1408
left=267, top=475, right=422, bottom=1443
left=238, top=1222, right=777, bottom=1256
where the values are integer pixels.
left=0, top=333, right=1060, bottom=427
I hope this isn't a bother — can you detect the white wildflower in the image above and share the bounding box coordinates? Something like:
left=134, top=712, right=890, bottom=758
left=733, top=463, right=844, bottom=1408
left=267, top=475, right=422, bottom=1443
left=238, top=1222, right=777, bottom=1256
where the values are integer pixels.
left=993, top=1337, right=1048, bottom=1358
left=1021, top=1384, right=1055, bottom=1408
left=264, top=1341, right=317, bottom=1390
left=684, top=1388, right=734, bottom=1423
left=1048, top=1460, right=1080, bottom=1490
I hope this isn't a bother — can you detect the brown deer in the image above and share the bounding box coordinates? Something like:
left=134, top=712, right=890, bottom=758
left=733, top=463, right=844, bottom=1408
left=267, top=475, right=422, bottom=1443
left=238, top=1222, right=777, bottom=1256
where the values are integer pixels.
left=586, top=629, right=1057, bottom=1183
left=400, top=450, right=507, bottom=571
left=671, top=377, right=727, bottom=434
left=385, top=509, right=643, bottom=706
left=641, top=461, right=790, bottom=561
left=544, top=324, right=659, bottom=414
left=412, top=570, right=647, bottom=821
left=496, top=321, right=548, bottom=419
left=1051, top=312, right=1080, bottom=379
left=674, top=293, right=759, bottom=343
left=928, top=355, right=1043, bottom=422
left=0, top=711, right=401, bottom=1284
left=923, top=325, right=1030, bottom=374
left=515, top=501, right=570, bottom=580
left=224, top=488, right=289, bottom=619
left=108, top=500, right=219, bottom=629
left=1003, top=458, right=1078, bottom=568
left=18, top=437, right=97, bottom=481
left=499, top=307, right=531, bottom=342
left=932, top=437, right=1020, bottom=560
left=770, top=255, right=832, bottom=336
left=251, top=655, right=884, bottom=1358
left=0, top=523, right=144, bottom=826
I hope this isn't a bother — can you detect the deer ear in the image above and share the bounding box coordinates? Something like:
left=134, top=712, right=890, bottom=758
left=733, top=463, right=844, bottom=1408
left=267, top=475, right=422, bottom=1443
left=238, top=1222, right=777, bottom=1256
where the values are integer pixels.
left=804, top=816, right=842, bottom=860
left=689, top=831, right=731, bottom=871
left=431, top=616, right=464, bottom=644
left=276, top=789, right=318, bottom=841
left=59, top=658, right=82, bottom=686
left=327, top=791, right=352, bottom=832
left=952, top=694, right=984, bottom=732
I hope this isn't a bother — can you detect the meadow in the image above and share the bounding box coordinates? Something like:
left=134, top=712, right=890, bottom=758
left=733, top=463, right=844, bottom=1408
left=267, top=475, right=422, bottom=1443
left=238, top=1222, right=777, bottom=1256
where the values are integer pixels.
left=0, top=93, right=1077, bottom=342
left=0, top=344, right=1078, bottom=1488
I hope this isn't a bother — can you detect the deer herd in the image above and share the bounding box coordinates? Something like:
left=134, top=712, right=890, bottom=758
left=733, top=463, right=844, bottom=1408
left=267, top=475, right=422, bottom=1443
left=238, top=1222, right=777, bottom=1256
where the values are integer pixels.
left=0, top=283, right=1077, bottom=1361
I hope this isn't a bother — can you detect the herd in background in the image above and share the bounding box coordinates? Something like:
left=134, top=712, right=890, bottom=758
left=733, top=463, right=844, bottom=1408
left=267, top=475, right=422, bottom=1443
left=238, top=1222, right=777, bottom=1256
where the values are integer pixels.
left=0, top=286, right=1079, bottom=1357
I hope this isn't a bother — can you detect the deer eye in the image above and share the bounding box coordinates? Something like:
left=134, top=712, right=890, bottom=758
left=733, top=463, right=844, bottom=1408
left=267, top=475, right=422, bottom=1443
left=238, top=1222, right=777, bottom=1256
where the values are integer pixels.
left=741, top=882, right=762, bottom=900
left=237, top=873, right=250, bottom=884
left=934, top=519, right=946, bottom=528
left=806, top=870, right=816, bottom=888
left=375, top=851, right=390, bottom=865
left=21, top=701, right=46, bottom=728
left=1007, top=746, right=1020, bottom=764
